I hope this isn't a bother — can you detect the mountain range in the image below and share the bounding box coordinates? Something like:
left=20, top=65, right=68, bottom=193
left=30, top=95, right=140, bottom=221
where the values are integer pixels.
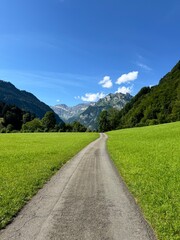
left=0, top=60, right=179, bottom=131
left=51, top=103, right=94, bottom=122
left=0, top=80, right=62, bottom=123
left=52, top=92, right=132, bottom=130
left=52, top=60, right=180, bottom=131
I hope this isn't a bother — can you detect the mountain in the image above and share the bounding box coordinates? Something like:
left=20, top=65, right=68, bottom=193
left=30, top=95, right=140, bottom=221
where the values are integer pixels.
left=0, top=80, right=63, bottom=122
left=94, top=92, right=132, bottom=109
left=51, top=103, right=94, bottom=122
left=72, top=92, right=132, bottom=130
left=117, top=60, right=180, bottom=128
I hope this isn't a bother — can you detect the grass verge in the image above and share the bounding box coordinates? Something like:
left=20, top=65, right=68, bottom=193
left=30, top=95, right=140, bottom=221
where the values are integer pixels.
left=107, top=122, right=180, bottom=240
left=0, top=132, right=98, bottom=229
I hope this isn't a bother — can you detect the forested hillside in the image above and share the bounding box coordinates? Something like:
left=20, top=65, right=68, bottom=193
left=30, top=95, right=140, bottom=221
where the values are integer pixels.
left=98, top=61, right=180, bottom=131
left=0, top=80, right=62, bottom=122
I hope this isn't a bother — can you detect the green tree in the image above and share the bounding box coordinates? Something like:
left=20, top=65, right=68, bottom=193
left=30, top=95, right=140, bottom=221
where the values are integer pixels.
left=3, top=106, right=22, bottom=130
left=108, top=108, right=120, bottom=130
left=22, top=118, right=43, bottom=132
left=98, top=110, right=110, bottom=132
left=64, top=123, right=73, bottom=132
left=42, top=111, right=56, bottom=131
left=22, top=112, right=34, bottom=124
left=72, top=121, right=87, bottom=132
left=6, top=124, right=14, bottom=133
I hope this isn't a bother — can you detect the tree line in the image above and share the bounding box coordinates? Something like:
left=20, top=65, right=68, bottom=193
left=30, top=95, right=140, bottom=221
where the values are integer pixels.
left=0, top=102, right=88, bottom=133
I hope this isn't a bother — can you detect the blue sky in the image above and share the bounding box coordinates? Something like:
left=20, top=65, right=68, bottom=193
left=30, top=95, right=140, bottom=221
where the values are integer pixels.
left=0, top=0, right=180, bottom=106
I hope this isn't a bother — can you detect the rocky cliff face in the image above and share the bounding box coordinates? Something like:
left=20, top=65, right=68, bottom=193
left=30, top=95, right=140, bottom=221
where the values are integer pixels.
left=52, top=92, right=132, bottom=130
left=51, top=103, right=95, bottom=121
left=95, top=92, right=132, bottom=109
left=75, top=92, right=132, bottom=130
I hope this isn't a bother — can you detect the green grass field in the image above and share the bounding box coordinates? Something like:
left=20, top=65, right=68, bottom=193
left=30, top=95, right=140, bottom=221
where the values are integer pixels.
left=0, top=132, right=98, bottom=229
left=107, top=122, right=180, bottom=240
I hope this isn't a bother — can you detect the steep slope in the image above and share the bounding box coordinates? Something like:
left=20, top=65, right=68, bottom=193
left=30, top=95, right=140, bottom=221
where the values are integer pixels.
left=51, top=103, right=94, bottom=122
left=0, top=80, right=63, bottom=122
left=74, top=93, right=132, bottom=130
left=118, top=60, right=180, bottom=128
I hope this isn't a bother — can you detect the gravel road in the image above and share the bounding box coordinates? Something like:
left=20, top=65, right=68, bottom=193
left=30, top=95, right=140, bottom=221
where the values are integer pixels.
left=0, top=133, right=156, bottom=240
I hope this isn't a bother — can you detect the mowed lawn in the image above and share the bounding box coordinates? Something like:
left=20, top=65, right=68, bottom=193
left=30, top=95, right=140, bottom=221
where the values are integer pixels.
left=0, top=132, right=98, bottom=229
left=107, top=122, right=180, bottom=240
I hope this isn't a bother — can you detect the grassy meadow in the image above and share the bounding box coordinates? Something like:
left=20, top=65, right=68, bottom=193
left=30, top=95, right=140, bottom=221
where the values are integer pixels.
left=107, top=122, right=180, bottom=240
left=0, top=132, right=98, bottom=229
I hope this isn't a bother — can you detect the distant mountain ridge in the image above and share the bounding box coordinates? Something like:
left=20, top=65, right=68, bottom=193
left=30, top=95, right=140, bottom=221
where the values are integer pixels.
left=94, top=92, right=132, bottom=109
left=0, top=80, right=63, bottom=122
left=51, top=103, right=94, bottom=121
left=52, top=92, right=132, bottom=130
left=75, top=92, right=132, bottom=130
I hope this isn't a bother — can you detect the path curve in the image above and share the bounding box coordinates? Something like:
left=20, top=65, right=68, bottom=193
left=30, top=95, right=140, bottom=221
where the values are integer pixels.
left=0, top=133, right=156, bottom=240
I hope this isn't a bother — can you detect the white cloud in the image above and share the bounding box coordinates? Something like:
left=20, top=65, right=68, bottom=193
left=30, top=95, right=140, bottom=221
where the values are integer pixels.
left=74, top=96, right=80, bottom=100
left=56, top=99, right=60, bottom=102
left=116, top=86, right=132, bottom=94
left=116, top=71, right=138, bottom=85
left=137, top=62, right=152, bottom=71
left=99, top=76, right=113, bottom=88
left=81, top=92, right=106, bottom=102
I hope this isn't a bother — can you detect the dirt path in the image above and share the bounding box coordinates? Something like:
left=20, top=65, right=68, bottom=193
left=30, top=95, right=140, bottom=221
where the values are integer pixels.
left=0, top=133, right=156, bottom=240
